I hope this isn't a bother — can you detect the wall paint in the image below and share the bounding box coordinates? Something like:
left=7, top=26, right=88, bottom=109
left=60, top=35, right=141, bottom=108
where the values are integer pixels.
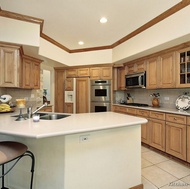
left=39, top=38, right=113, bottom=66
left=0, top=17, right=40, bottom=46
left=0, top=6, right=190, bottom=65
left=113, top=6, right=190, bottom=63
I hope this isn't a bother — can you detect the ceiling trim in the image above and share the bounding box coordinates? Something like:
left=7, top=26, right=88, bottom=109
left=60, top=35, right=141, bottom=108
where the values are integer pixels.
left=111, top=0, right=190, bottom=48
left=0, top=7, right=44, bottom=31
left=1, top=0, right=190, bottom=53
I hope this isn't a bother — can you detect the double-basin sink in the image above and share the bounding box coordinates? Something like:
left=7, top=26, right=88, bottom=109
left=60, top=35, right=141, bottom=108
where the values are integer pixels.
left=13, top=112, right=70, bottom=120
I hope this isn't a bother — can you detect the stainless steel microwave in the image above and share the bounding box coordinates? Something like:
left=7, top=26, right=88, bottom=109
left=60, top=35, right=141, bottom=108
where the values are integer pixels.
left=125, top=72, right=146, bottom=88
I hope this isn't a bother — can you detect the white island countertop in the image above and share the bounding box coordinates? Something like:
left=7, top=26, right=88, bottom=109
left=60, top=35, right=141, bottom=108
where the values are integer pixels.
left=0, top=111, right=147, bottom=139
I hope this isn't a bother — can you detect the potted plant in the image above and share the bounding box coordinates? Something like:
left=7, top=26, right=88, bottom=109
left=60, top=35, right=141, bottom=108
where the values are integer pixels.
left=150, top=93, right=160, bottom=107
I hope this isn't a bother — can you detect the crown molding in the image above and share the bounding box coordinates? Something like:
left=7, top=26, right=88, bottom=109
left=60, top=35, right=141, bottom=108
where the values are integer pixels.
left=1, top=0, right=190, bottom=53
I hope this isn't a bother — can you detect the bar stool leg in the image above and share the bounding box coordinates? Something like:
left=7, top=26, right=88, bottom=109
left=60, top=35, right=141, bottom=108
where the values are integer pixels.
left=1, top=151, right=35, bottom=189
left=1, top=165, right=9, bottom=189
left=25, top=151, right=35, bottom=189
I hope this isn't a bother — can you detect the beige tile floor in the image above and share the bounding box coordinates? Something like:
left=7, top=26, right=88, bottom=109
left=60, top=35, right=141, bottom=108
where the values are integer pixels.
left=141, top=146, right=190, bottom=189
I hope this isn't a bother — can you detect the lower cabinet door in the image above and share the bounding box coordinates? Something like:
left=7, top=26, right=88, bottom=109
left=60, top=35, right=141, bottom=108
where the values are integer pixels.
left=65, top=103, right=73, bottom=113
left=149, top=119, right=165, bottom=151
left=187, top=126, right=190, bottom=163
left=141, top=119, right=149, bottom=144
left=166, top=122, right=186, bottom=161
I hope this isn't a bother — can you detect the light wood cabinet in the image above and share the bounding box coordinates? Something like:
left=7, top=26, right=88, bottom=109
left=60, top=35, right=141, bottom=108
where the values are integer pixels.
left=76, top=78, right=89, bottom=113
left=126, top=63, right=135, bottom=74
left=117, top=67, right=126, bottom=90
left=149, top=118, right=166, bottom=151
left=0, top=44, right=42, bottom=89
left=176, top=47, right=190, bottom=87
left=78, top=68, right=89, bottom=77
left=0, top=45, right=22, bottom=87
left=146, top=57, right=158, bottom=89
left=22, top=55, right=41, bottom=89
left=187, top=125, right=190, bottom=163
left=149, top=111, right=165, bottom=120
left=41, top=106, right=52, bottom=112
left=112, top=105, right=127, bottom=114
left=126, top=107, right=137, bottom=115
left=146, top=53, right=175, bottom=89
left=65, top=78, right=73, bottom=91
left=157, top=52, right=176, bottom=88
left=54, top=70, right=65, bottom=113
left=66, top=69, right=78, bottom=78
left=65, top=103, right=73, bottom=113
left=166, top=113, right=186, bottom=125
left=126, top=61, right=145, bottom=74
left=66, top=68, right=89, bottom=78
left=166, top=121, right=186, bottom=160
left=165, top=113, right=186, bottom=160
left=137, top=109, right=150, bottom=145
left=149, top=111, right=165, bottom=151
left=90, top=67, right=112, bottom=80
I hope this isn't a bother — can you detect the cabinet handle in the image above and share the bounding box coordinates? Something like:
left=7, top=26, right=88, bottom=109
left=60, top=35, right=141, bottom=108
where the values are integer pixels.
left=174, top=117, right=177, bottom=120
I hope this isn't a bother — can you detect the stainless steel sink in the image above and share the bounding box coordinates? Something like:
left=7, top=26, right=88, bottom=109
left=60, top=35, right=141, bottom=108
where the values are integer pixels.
left=12, top=113, right=70, bottom=120
left=39, top=113, right=70, bottom=120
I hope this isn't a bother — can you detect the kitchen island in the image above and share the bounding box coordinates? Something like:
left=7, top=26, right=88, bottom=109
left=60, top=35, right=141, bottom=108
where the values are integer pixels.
left=0, top=112, right=147, bottom=189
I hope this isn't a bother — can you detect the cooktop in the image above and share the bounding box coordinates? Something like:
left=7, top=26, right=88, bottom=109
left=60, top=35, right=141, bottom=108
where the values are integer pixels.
left=120, top=102, right=149, bottom=107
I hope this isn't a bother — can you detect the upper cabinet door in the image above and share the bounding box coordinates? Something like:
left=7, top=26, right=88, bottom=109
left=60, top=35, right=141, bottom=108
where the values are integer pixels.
left=0, top=46, right=21, bottom=87
left=146, top=57, right=158, bottom=89
left=90, top=67, right=112, bottom=80
left=22, top=55, right=41, bottom=89
left=176, top=47, right=190, bottom=88
left=157, top=52, right=176, bottom=88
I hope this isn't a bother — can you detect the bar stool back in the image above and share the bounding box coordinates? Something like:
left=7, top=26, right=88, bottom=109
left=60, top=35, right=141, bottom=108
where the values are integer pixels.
left=0, top=141, right=35, bottom=189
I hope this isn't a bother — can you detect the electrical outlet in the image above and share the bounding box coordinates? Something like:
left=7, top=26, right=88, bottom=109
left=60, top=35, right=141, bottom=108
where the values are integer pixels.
left=164, top=97, right=169, bottom=100
left=79, top=135, right=90, bottom=143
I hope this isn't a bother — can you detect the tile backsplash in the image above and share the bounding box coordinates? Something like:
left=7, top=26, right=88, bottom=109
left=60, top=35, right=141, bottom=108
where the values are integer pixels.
left=0, top=88, right=43, bottom=109
left=114, top=88, right=190, bottom=109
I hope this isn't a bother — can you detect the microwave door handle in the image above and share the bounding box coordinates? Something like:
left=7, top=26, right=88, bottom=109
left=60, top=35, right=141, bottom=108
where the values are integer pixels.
left=138, top=75, right=142, bottom=85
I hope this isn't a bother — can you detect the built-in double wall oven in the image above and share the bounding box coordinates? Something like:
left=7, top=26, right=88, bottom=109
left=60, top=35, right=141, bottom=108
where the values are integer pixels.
left=90, top=80, right=111, bottom=112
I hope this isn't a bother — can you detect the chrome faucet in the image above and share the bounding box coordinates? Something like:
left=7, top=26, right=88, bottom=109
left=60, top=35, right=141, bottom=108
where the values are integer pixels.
left=32, top=102, right=48, bottom=115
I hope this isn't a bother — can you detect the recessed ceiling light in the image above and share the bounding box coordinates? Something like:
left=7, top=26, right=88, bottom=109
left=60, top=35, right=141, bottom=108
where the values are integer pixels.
left=100, top=17, right=107, bottom=24
left=78, top=41, right=84, bottom=45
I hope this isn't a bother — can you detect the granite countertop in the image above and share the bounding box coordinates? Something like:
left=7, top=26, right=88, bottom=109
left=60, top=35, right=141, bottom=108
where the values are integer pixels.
left=113, top=103, right=190, bottom=116
left=0, top=112, right=147, bottom=139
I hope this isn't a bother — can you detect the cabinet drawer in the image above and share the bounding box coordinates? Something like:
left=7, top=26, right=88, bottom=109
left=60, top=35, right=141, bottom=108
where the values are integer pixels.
left=166, top=113, right=186, bottom=124
left=127, top=108, right=137, bottom=115
left=112, top=106, right=127, bottom=113
left=150, top=111, right=165, bottom=120
left=136, top=109, right=149, bottom=117
left=187, top=116, right=190, bottom=125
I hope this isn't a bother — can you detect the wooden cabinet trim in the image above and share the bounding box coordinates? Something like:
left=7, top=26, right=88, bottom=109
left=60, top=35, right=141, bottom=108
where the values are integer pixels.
left=150, top=111, right=165, bottom=120
left=166, top=113, right=186, bottom=125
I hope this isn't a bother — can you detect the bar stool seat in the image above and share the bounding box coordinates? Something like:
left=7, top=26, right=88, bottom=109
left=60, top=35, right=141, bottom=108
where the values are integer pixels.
left=0, top=142, right=27, bottom=164
left=0, top=141, right=35, bottom=189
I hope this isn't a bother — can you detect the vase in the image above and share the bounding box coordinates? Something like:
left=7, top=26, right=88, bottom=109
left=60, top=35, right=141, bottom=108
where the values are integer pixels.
left=152, top=97, right=159, bottom=107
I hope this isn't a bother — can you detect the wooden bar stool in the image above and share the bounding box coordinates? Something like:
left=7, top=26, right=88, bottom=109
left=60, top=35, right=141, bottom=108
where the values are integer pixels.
left=0, top=141, right=35, bottom=189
